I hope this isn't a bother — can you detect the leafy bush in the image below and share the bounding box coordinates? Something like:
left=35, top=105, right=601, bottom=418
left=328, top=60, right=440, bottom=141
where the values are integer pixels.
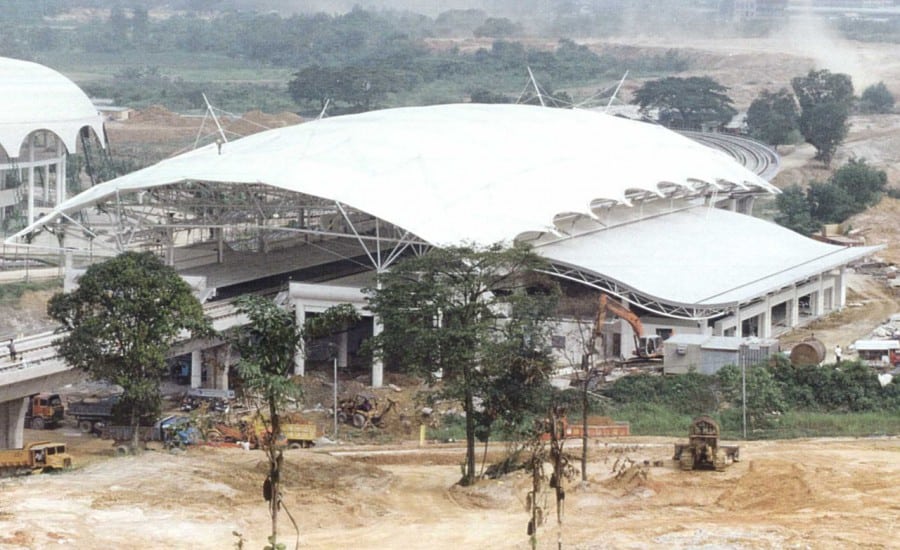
left=603, top=371, right=718, bottom=415
left=717, top=364, right=786, bottom=429
left=774, top=158, right=887, bottom=234
left=859, top=82, right=895, bottom=114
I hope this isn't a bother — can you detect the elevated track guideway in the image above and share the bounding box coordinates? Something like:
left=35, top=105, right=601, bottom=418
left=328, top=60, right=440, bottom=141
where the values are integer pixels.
left=0, top=294, right=265, bottom=401
left=681, top=131, right=780, bottom=182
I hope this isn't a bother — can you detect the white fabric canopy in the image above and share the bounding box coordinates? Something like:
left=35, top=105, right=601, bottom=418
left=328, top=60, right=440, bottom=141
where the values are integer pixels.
left=537, top=206, right=881, bottom=308
left=0, top=56, right=105, bottom=156
left=11, top=103, right=776, bottom=246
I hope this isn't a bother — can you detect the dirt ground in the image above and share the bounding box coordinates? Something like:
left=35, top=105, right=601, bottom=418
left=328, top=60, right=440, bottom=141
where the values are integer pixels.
left=2, top=430, right=897, bottom=549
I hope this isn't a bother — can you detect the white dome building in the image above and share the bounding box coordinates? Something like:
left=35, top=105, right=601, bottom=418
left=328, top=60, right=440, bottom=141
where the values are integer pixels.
left=0, top=56, right=105, bottom=231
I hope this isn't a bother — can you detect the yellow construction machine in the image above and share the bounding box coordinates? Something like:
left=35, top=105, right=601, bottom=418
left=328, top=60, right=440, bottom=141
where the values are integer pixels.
left=673, top=416, right=740, bottom=471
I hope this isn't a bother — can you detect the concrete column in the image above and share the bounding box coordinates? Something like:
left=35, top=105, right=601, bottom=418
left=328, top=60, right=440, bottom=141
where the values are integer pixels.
left=218, top=346, right=230, bottom=390
left=166, top=227, right=175, bottom=266
left=209, top=345, right=229, bottom=390
left=338, top=331, right=349, bottom=369
left=293, top=304, right=306, bottom=376
left=837, top=267, right=847, bottom=309
left=0, top=397, right=28, bottom=449
left=760, top=308, right=771, bottom=338
left=190, top=349, right=202, bottom=389
left=42, top=164, right=50, bottom=202
left=371, top=316, right=383, bottom=388
left=57, top=139, right=66, bottom=204
left=816, top=274, right=825, bottom=315
left=734, top=304, right=743, bottom=338
left=217, top=229, right=225, bottom=263
left=789, top=292, right=800, bottom=328
left=27, top=143, right=35, bottom=225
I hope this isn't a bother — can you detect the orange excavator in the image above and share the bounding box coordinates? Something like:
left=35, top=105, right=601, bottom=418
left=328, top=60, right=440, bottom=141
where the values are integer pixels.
left=593, top=294, right=663, bottom=364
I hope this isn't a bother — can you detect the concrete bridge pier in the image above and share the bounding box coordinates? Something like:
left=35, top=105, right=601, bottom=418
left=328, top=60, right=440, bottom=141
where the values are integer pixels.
left=190, top=350, right=202, bottom=389
left=0, top=397, right=27, bottom=449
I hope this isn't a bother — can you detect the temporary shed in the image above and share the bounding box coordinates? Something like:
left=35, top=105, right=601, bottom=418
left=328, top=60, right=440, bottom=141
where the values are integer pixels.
left=664, top=334, right=779, bottom=375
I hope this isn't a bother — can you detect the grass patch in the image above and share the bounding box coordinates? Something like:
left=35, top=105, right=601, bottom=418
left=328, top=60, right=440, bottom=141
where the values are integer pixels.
left=608, top=402, right=694, bottom=437
left=760, top=410, right=900, bottom=439
left=428, top=414, right=467, bottom=443
left=0, top=279, right=62, bottom=304
left=607, top=404, right=900, bottom=440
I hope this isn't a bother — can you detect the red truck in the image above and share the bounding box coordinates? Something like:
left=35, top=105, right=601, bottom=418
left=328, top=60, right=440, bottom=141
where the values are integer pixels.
left=25, top=393, right=65, bottom=430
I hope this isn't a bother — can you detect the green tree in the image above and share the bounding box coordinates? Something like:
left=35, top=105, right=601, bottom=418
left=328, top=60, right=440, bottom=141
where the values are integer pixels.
left=791, top=69, right=854, bottom=166
left=746, top=88, right=799, bottom=149
left=474, top=273, right=559, bottom=469
left=631, top=76, right=737, bottom=130
left=859, top=81, right=895, bottom=114
left=364, top=242, right=558, bottom=485
left=717, top=364, right=786, bottom=430
left=47, top=252, right=211, bottom=451
left=831, top=157, right=887, bottom=211
left=807, top=180, right=857, bottom=224
left=288, top=65, right=339, bottom=112
left=774, top=184, right=819, bottom=235
left=232, top=295, right=303, bottom=550
left=473, top=17, right=521, bottom=38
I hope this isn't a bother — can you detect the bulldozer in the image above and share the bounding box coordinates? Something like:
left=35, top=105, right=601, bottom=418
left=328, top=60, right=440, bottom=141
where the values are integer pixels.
left=673, top=415, right=740, bottom=471
left=337, top=393, right=396, bottom=429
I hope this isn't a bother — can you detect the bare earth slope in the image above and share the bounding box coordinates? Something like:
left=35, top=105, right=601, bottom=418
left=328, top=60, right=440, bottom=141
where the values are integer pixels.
left=1, top=436, right=897, bottom=549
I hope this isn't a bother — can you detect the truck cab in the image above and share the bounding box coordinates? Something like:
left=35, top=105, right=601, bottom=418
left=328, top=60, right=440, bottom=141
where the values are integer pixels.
left=29, top=442, right=72, bottom=471
left=26, top=393, right=64, bottom=430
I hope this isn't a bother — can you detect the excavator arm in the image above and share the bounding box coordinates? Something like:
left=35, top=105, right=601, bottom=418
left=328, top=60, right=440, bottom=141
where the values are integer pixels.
left=594, top=294, right=661, bottom=362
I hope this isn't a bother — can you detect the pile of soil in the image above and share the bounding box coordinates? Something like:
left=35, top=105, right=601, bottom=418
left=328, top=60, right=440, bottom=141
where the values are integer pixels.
left=847, top=196, right=900, bottom=265
left=717, top=459, right=812, bottom=512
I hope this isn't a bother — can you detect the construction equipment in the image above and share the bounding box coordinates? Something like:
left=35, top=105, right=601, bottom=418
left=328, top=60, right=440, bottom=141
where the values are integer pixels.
left=25, top=393, right=65, bottom=430
left=337, top=394, right=396, bottom=429
left=101, top=415, right=199, bottom=453
left=789, top=336, right=826, bottom=366
left=0, top=441, right=73, bottom=476
left=68, top=395, right=120, bottom=434
left=594, top=294, right=663, bottom=364
left=279, top=422, right=317, bottom=449
left=672, top=415, right=740, bottom=471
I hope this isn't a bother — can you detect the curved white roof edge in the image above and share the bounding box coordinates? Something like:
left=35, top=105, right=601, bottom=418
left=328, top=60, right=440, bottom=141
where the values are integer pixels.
left=0, top=56, right=105, bottom=156
left=537, top=206, right=883, bottom=316
left=7, top=103, right=777, bottom=246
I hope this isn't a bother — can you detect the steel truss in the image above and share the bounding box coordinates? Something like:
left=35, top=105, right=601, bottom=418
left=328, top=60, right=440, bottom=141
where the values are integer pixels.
left=540, top=262, right=734, bottom=321
left=26, top=180, right=433, bottom=272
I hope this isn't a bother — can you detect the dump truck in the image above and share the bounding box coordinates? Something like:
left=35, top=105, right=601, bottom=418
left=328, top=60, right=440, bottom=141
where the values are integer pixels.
left=280, top=422, right=317, bottom=449
left=0, top=441, right=73, bottom=476
left=240, top=418, right=317, bottom=449
left=101, top=415, right=199, bottom=452
left=672, top=415, right=739, bottom=471
left=25, top=393, right=65, bottom=430
left=68, top=395, right=120, bottom=434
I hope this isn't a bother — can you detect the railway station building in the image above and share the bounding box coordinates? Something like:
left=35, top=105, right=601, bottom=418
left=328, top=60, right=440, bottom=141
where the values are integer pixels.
left=6, top=103, right=881, bottom=384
